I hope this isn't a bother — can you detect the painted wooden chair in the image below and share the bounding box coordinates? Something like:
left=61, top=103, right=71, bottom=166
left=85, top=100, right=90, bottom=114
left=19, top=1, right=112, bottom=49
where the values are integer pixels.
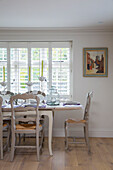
left=10, top=93, right=44, bottom=161
left=26, top=90, right=46, bottom=122
left=64, top=92, right=93, bottom=153
left=0, top=90, right=14, bottom=142
left=0, top=96, right=11, bottom=159
left=0, top=91, right=14, bottom=104
left=26, top=90, right=46, bottom=103
left=22, top=90, right=46, bottom=142
left=28, top=90, right=46, bottom=124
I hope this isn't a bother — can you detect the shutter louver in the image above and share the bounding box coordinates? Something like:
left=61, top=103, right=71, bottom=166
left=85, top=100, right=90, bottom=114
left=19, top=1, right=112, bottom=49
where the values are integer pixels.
left=10, top=48, right=28, bottom=93
left=0, top=48, right=7, bottom=91
left=0, top=42, right=72, bottom=100
left=52, top=46, right=70, bottom=100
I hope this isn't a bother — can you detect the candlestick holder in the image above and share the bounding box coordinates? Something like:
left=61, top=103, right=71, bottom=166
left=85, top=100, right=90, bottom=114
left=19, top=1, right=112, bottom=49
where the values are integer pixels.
left=39, top=76, right=46, bottom=82
left=0, top=81, right=7, bottom=92
left=26, top=81, right=39, bottom=92
left=26, top=81, right=34, bottom=92
left=39, top=76, right=46, bottom=92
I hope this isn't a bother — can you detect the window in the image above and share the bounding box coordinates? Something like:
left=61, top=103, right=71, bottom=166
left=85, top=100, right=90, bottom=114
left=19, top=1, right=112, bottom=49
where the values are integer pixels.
left=0, top=42, right=72, bottom=100
left=10, top=48, right=28, bottom=93
left=0, top=47, right=7, bottom=91
left=52, top=47, right=70, bottom=96
left=31, top=47, right=49, bottom=92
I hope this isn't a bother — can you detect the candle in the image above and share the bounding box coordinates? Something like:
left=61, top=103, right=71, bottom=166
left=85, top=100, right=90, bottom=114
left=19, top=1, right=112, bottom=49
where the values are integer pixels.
left=3, top=66, right=5, bottom=82
left=41, top=60, right=43, bottom=77
left=29, top=66, right=31, bottom=81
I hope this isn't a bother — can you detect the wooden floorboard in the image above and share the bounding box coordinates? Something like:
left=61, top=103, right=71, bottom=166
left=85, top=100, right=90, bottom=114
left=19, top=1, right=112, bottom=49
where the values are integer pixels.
left=1, top=137, right=113, bottom=170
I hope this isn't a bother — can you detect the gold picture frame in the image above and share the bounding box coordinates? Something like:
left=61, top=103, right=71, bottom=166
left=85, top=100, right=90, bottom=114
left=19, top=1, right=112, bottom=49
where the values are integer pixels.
left=83, top=48, right=108, bottom=77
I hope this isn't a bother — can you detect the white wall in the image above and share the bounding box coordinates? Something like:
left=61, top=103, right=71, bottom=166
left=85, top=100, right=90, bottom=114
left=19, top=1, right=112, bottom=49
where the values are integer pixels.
left=73, top=33, right=113, bottom=137
left=0, top=28, right=113, bottom=137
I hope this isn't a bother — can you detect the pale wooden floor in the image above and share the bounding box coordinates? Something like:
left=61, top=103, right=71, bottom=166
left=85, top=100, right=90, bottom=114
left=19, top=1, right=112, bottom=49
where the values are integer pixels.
left=1, top=137, right=113, bottom=170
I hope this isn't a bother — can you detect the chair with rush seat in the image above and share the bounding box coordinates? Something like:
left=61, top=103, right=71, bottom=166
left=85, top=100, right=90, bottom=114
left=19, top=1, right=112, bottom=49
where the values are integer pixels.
left=0, top=96, right=11, bottom=159
left=10, top=93, right=44, bottom=161
left=64, top=92, right=93, bottom=153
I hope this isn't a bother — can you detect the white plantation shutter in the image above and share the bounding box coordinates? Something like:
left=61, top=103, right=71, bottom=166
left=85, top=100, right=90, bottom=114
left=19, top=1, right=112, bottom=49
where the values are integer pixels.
left=0, top=42, right=72, bottom=100
left=30, top=42, right=71, bottom=99
left=31, top=44, right=49, bottom=93
left=0, top=47, right=7, bottom=91
left=51, top=42, right=71, bottom=100
left=10, top=48, right=28, bottom=93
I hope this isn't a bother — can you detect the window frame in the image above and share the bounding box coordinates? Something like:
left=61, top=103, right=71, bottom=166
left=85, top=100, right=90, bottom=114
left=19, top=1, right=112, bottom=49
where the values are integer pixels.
left=0, top=41, right=73, bottom=100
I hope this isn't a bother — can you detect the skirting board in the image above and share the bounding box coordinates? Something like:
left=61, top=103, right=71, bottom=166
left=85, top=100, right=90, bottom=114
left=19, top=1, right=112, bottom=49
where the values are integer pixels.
left=6, top=129, right=113, bottom=138
left=44, top=128, right=113, bottom=138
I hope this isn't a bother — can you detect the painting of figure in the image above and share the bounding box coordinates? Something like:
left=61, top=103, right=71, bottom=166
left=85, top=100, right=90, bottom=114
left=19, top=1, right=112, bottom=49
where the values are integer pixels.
left=83, top=48, right=108, bottom=77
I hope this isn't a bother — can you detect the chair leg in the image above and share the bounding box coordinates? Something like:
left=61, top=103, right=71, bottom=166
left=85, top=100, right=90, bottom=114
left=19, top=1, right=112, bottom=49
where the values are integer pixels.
left=0, top=126, right=3, bottom=159
left=42, top=131, right=45, bottom=148
left=41, top=128, right=44, bottom=149
left=18, top=134, right=21, bottom=145
left=85, top=124, right=90, bottom=153
left=11, top=132, right=15, bottom=161
left=84, top=126, right=87, bottom=144
left=9, top=128, right=11, bottom=148
left=7, top=125, right=11, bottom=151
left=64, top=121, right=68, bottom=150
left=36, top=130, right=40, bottom=161
left=23, top=134, right=26, bottom=142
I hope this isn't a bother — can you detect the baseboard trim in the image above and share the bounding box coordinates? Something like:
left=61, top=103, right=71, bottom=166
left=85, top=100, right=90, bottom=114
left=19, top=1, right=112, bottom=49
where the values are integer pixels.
left=44, top=129, right=113, bottom=138
left=13, top=129, right=113, bottom=138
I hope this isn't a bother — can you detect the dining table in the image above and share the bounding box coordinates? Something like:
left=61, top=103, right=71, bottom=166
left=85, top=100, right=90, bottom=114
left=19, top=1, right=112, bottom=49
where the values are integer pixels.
left=2, top=103, right=83, bottom=156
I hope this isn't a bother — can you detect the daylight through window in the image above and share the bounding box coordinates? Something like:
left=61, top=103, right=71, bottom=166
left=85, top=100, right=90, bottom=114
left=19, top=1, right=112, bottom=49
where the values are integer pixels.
left=0, top=42, right=72, bottom=100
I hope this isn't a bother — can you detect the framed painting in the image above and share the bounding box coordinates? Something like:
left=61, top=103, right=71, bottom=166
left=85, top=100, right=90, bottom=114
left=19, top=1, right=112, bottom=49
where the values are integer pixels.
left=83, top=48, right=108, bottom=77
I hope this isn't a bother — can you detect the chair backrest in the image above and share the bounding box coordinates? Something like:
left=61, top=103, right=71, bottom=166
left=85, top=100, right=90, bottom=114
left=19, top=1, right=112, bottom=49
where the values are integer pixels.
left=10, top=93, right=40, bottom=129
left=0, top=91, right=14, bottom=96
left=0, top=91, right=14, bottom=105
left=84, top=92, right=93, bottom=121
left=27, top=90, right=46, bottom=97
left=26, top=90, right=46, bottom=104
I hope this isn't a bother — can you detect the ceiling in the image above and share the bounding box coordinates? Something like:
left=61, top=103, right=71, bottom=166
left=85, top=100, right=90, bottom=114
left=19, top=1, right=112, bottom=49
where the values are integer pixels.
left=0, top=0, right=113, bottom=29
